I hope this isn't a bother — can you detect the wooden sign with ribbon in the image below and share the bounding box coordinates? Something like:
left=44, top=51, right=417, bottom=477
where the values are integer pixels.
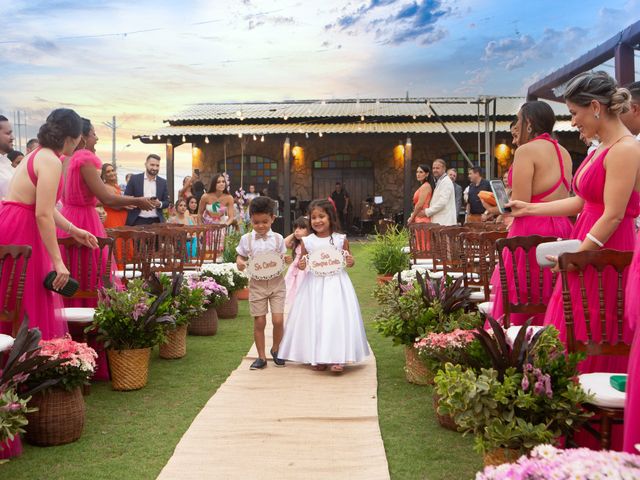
left=246, top=251, right=286, bottom=280
left=306, top=247, right=346, bottom=277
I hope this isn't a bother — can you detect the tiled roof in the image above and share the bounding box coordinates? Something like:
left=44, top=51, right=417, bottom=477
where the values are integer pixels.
left=135, top=120, right=575, bottom=141
left=166, top=97, right=570, bottom=122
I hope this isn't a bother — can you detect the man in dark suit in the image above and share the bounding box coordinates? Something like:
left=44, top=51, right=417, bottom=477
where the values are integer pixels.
left=125, top=154, right=169, bottom=225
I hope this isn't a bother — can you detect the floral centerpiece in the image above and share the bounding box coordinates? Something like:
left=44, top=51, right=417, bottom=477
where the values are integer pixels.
left=476, top=444, right=640, bottom=479
left=92, top=279, right=176, bottom=390
left=415, top=329, right=487, bottom=371
left=435, top=318, right=593, bottom=465
left=185, top=275, right=229, bottom=336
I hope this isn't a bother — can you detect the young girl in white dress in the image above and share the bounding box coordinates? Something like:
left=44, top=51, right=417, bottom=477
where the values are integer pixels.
left=283, top=216, right=310, bottom=313
left=278, top=199, right=370, bottom=373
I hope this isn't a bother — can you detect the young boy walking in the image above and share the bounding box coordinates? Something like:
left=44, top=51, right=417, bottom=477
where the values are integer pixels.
left=236, top=196, right=291, bottom=370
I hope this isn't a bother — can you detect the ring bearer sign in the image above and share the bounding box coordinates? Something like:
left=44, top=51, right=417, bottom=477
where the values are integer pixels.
left=306, top=247, right=347, bottom=277
left=246, top=251, right=286, bottom=280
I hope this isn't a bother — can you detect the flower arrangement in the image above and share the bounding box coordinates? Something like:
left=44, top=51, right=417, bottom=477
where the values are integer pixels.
left=415, top=329, right=487, bottom=370
left=200, top=262, right=248, bottom=293
left=435, top=319, right=593, bottom=456
left=368, top=225, right=410, bottom=275
left=92, top=279, right=176, bottom=350
left=476, top=444, right=640, bottom=479
left=374, top=272, right=481, bottom=346
left=187, top=275, right=228, bottom=308
left=24, top=336, right=97, bottom=391
left=222, top=229, right=243, bottom=263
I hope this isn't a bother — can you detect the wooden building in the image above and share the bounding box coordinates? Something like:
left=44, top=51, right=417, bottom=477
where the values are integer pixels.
left=136, top=97, right=583, bottom=231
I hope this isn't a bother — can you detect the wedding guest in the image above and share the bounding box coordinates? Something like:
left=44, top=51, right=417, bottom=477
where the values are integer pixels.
left=466, top=167, right=492, bottom=222
left=101, top=163, right=128, bottom=229
left=621, top=81, right=640, bottom=136
left=186, top=195, right=199, bottom=215
left=124, top=154, right=169, bottom=225
left=25, top=138, right=39, bottom=154
left=490, top=101, right=573, bottom=326
left=8, top=150, right=24, bottom=168
left=178, top=175, right=193, bottom=201
left=418, top=158, right=456, bottom=225
left=509, top=71, right=640, bottom=376
left=447, top=168, right=464, bottom=224
left=0, top=115, right=15, bottom=199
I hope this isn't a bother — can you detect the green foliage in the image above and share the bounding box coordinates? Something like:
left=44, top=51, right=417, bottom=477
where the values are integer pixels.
left=92, top=279, right=176, bottom=350
left=416, top=272, right=475, bottom=315
left=0, top=387, right=34, bottom=447
left=434, top=326, right=593, bottom=454
left=222, top=229, right=242, bottom=263
left=368, top=225, right=410, bottom=275
left=175, top=283, right=207, bottom=326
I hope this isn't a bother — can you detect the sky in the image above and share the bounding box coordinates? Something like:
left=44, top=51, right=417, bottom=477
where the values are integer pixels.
left=1, top=0, right=639, bottom=185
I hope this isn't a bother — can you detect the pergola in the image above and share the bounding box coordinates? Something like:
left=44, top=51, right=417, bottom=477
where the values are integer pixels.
left=527, top=20, right=640, bottom=102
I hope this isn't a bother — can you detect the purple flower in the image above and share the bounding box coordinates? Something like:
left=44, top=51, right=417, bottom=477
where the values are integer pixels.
left=534, top=380, right=545, bottom=396
left=521, top=375, right=530, bottom=391
left=132, top=302, right=149, bottom=320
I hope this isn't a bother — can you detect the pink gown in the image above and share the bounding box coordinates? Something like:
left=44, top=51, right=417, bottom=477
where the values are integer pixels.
left=58, top=149, right=111, bottom=381
left=490, top=134, right=573, bottom=326
left=0, top=148, right=67, bottom=460
left=284, top=244, right=308, bottom=311
left=623, top=234, right=640, bottom=453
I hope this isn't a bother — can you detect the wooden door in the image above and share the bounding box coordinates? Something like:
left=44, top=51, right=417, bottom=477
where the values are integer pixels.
left=312, top=169, right=374, bottom=214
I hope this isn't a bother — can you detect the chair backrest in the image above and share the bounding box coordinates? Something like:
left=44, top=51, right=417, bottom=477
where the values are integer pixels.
left=461, top=230, right=508, bottom=300
left=407, top=223, right=440, bottom=264
left=148, top=225, right=188, bottom=275
left=495, top=235, right=558, bottom=327
left=201, top=224, right=226, bottom=263
left=437, top=226, right=467, bottom=275
left=559, top=249, right=633, bottom=357
left=106, top=228, right=156, bottom=283
left=58, top=237, right=114, bottom=299
left=0, top=245, right=32, bottom=336
left=183, top=225, right=208, bottom=268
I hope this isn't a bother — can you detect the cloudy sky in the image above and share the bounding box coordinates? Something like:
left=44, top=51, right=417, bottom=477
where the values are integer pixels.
left=1, top=0, right=639, bottom=180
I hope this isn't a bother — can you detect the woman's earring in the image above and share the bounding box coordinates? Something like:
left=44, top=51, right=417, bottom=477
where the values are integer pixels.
left=594, top=112, right=600, bottom=119
left=527, top=125, right=532, bottom=134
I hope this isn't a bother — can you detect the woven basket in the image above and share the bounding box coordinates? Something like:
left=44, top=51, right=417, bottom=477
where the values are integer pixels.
left=404, top=345, right=434, bottom=385
left=24, top=387, right=85, bottom=446
left=188, top=307, right=218, bottom=336
left=483, top=448, right=522, bottom=467
left=216, top=291, right=238, bottom=319
left=159, top=324, right=188, bottom=359
left=107, top=347, right=151, bottom=391
left=236, top=287, right=249, bottom=300
left=432, top=392, right=458, bottom=431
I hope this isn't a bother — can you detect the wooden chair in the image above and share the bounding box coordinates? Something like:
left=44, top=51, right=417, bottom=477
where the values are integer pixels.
left=559, top=249, right=633, bottom=450
left=461, top=230, right=508, bottom=303
left=183, top=225, right=208, bottom=269
left=201, top=224, right=226, bottom=263
left=106, top=228, right=155, bottom=285
left=147, top=225, right=187, bottom=276
left=495, top=235, right=558, bottom=328
left=407, top=223, right=441, bottom=269
left=437, top=226, right=468, bottom=279
left=0, top=245, right=32, bottom=337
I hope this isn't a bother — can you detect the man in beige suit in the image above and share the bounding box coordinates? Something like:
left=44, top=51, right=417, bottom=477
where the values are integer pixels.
left=422, top=158, right=457, bottom=225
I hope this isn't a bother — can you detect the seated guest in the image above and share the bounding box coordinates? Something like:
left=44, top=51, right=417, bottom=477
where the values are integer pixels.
left=466, top=167, right=491, bottom=222
left=8, top=150, right=24, bottom=168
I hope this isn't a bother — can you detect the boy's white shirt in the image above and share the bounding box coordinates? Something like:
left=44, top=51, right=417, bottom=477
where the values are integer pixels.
left=236, top=229, right=286, bottom=257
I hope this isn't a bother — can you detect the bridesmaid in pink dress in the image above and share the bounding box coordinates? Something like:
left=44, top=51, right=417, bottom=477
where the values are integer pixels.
left=490, top=102, right=573, bottom=326
left=407, top=164, right=435, bottom=249
left=284, top=216, right=310, bottom=312
left=0, top=109, right=97, bottom=460
left=58, top=118, right=153, bottom=380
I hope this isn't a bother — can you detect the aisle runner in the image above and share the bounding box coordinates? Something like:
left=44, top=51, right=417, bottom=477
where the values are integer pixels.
left=157, top=319, right=390, bottom=480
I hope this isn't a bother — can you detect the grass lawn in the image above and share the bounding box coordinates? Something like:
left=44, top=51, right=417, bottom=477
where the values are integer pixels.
left=2, top=241, right=482, bottom=479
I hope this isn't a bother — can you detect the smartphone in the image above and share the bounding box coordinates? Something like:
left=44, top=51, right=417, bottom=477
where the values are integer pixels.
left=490, top=180, right=511, bottom=214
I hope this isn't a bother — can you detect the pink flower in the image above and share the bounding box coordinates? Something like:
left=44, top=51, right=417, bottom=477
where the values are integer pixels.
left=521, top=375, right=529, bottom=391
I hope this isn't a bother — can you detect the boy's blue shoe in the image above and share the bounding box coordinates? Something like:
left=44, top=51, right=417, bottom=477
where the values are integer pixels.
left=270, top=349, right=285, bottom=367
left=250, top=358, right=267, bottom=370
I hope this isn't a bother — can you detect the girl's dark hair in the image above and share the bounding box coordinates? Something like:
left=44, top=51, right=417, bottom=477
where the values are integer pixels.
left=37, top=108, right=83, bottom=151
left=175, top=198, right=187, bottom=208
left=81, top=117, right=92, bottom=136
left=291, top=216, right=310, bottom=254
left=186, top=196, right=198, bottom=214
left=7, top=150, right=23, bottom=162
left=564, top=70, right=630, bottom=116
left=100, top=163, right=114, bottom=182
left=518, top=101, right=556, bottom=144
left=209, top=173, right=229, bottom=195
left=417, top=163, right=436, bottom=191
left=308, top=198, right=340, bottom=235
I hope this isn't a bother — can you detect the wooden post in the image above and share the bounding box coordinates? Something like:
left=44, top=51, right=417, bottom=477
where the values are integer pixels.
left=166, top=140, right=175, bottom=204
left=283, top=137, right=291, bottom=234
left=615, top=42, right=635, bottom=87
left=403, top=137, right=412, bottom=226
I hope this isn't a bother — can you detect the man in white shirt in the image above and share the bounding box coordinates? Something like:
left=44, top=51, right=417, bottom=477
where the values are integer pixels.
left=422, top=158, right=457, bottom=225
left=0, top=115, right=16, bottom=200
left=124, top=154, right=169, bottom=225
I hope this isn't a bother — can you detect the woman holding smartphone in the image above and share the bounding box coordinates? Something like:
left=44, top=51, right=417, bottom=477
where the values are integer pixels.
left=509, top=71, right=640, bottom=376
left=489, top=101, right=573, bottom=326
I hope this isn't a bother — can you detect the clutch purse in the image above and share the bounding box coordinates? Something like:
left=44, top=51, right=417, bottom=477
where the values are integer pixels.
left=43, top=271, right=80, bottom=297
left=610, top=375, right=627, bottom=392
left=535, top=239, right=581, bottom=268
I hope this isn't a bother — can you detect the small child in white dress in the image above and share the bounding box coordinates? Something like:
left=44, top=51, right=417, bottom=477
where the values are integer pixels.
left=283, top=216, right=310, bottom=313
left=278, top=199, right=370, bottom=373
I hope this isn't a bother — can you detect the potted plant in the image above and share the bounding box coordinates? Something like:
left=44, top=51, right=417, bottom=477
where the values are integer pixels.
left=22, top=335, right=97, bottom=446
left=477, top=444, right=640, bottom=479
left=368, top=225, right=410, bottom=283
left=222, top=229, right=249, bottom=300
left=92, top=279, right=176, bottom=391
left=186, top=275, right=228, bottom=336
left=435, top=318, right=593, bottom=467
left=1, top=321, right=67, bottom=460
left=200, top=263, right=248, bottom=319
left=374, top=271, right=480, bottom=384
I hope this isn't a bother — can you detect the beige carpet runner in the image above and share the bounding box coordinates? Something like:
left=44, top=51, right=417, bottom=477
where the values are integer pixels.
left=157, top=319, right=390, bottom=480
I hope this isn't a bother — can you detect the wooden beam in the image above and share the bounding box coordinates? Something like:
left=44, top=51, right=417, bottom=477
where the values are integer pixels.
left=615, top=42, right=635, bottom=86
left=283, top=137, right=291, bottom=234
left=166, top=142, right=175, bottom=204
